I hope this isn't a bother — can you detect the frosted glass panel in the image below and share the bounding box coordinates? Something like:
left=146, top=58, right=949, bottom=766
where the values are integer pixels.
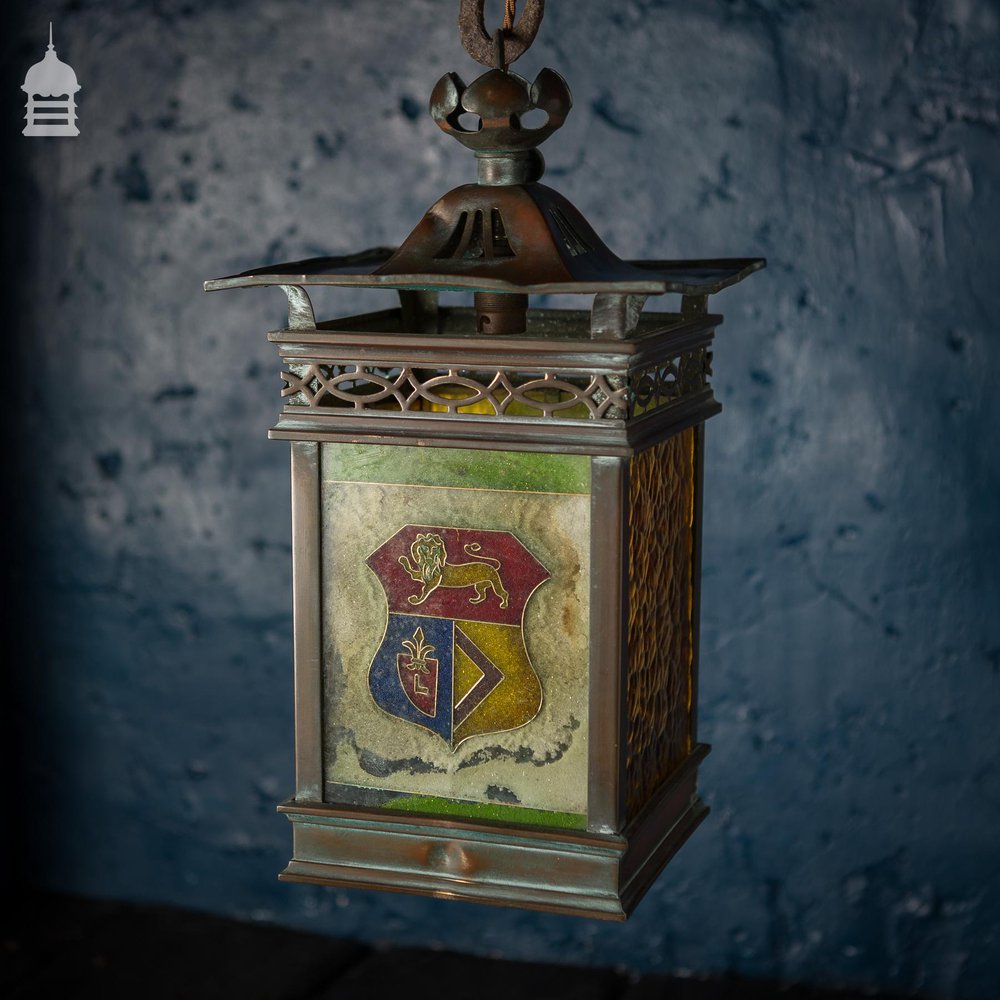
left=320, top=444, right=591, bottom=828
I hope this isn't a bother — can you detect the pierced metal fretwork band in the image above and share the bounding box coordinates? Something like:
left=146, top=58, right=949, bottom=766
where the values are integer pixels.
left=279, top=347, right=710, bottom=423
left=281, top=364, right=626, bottom=419
left=632, top=350, right=713, bottom=417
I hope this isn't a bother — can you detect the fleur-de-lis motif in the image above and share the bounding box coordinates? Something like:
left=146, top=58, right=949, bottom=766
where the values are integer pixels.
left=401, top=627, right=436, bottom=673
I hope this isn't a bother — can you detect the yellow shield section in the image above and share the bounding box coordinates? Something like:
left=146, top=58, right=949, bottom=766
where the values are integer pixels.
left=453, top=620, right=543, bottom=748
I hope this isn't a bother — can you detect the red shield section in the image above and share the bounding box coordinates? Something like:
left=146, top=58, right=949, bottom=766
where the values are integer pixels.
left=367, top=525, right=550, bottom=627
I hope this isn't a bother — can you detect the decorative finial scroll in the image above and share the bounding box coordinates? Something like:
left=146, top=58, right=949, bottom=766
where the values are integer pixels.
left=459, top=0, right=545, bottom=70
left=432, top=0, right=567, bottom=170
left=430, top=67, right=570, bottom=155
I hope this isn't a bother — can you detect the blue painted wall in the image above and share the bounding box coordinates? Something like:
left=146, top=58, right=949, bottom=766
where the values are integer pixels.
left=4, top=1, right=998, bottom=997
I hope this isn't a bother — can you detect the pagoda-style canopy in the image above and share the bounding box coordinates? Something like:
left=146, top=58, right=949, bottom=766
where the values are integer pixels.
left=206, top=3, right=762, bottom=333
left=205, top=248, right=763, bottom=301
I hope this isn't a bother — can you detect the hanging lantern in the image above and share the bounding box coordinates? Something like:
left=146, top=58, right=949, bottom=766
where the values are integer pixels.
left=206, top=0, right=763, bottom=919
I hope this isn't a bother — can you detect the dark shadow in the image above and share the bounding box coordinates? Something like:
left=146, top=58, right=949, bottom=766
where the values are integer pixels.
left=0, top=0, right=45, bottom=902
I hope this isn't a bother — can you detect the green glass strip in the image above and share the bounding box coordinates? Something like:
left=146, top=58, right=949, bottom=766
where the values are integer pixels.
left=382, top=793, right=588, bottom=831
left=324, top=443, right=591, bottom=495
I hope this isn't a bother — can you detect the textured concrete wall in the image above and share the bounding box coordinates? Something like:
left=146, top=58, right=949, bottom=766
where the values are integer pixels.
left=4, top=1, right=999, bottom=997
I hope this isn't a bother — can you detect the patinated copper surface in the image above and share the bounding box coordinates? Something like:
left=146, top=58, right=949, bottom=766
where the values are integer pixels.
left=270, top=303, right=719, bottom=448
left=206, top=0, right=765, bottom=920
left=205, top=0, right=763, bottom=329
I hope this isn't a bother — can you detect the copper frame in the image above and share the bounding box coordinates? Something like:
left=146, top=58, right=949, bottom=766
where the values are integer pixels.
left=246, top=289, right=739, bottom=919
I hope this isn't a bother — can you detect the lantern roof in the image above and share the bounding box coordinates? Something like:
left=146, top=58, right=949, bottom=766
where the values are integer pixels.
left=205, top=247, right=763, bottom=299
left=22, top=24, right=80, bottom=96
left=206, top=1, right=763, bottom=306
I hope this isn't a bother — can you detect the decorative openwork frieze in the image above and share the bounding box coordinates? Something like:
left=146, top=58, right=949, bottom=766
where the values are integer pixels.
left=279, top=347, right=710, bottom=422
left=631, top=349, right=713, bottom=418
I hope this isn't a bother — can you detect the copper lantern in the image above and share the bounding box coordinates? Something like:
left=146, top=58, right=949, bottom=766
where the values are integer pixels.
left=206, top=0, right=763, bottom=919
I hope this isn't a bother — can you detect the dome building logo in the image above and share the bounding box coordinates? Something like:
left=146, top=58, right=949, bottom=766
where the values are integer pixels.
left=22, top=23, right=80, bottom=137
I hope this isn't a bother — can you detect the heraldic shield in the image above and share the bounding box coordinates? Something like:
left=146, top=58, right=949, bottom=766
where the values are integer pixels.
left=367, top=525, right=551, bottom=751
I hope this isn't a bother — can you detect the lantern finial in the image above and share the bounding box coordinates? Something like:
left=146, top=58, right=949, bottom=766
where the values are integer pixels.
left=432, top=0, right=567, bottom=172
left=429, top=67, right=571, bottom=164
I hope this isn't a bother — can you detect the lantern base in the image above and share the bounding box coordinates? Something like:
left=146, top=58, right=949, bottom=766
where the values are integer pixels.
left=278, top=745, right=709, bottom=920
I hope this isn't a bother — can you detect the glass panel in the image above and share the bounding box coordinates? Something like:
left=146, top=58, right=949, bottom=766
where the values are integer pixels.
left=320, top=443, right=591, bottom=828
left=626, top=428, right=697, bottom=818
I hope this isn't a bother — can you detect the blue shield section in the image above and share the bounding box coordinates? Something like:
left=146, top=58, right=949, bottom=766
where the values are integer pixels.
left=368, top=614, right=454, bottom=743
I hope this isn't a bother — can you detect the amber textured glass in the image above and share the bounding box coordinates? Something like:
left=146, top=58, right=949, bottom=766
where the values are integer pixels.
left=626, top=429, right=697, bottom=818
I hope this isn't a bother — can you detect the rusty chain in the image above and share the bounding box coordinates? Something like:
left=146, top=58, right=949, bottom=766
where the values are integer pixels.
left=459, top=0, right=545, bottom=69
left=504, top=0, right=517, bottom=32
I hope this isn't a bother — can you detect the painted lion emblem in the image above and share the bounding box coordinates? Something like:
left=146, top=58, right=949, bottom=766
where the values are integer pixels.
left=398, top=532, right=510, bottom=608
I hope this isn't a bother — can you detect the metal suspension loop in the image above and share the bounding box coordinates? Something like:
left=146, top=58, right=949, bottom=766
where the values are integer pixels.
left=459, top=0, right=545, bottom=68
